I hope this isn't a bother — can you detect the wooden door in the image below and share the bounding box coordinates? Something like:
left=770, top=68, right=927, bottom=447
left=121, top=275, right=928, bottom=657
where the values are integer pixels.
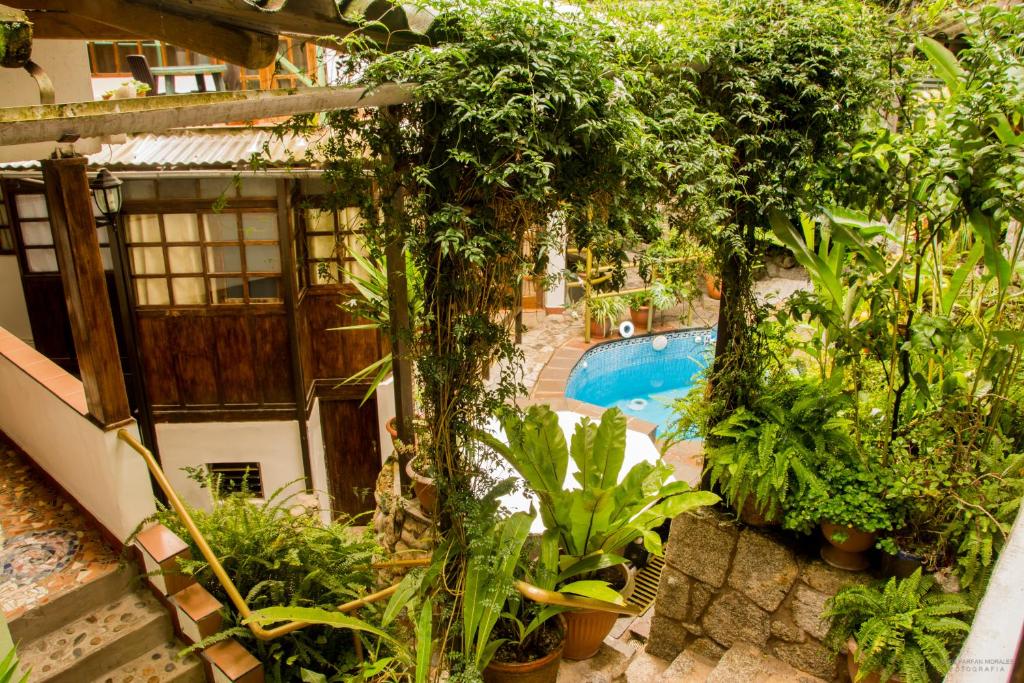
left=319, top=397, right=382, bottom=518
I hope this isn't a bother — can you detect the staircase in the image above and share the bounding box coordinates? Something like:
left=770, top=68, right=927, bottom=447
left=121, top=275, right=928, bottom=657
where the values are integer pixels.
left=10, top=565, right=204, bottom=683
left=616, top=641, right=829, bottom=683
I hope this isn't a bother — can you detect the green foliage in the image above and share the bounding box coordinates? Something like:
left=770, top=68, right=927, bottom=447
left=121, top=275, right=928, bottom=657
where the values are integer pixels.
left=588, top=296, right=627, bottom=327
left=142, top=479, right=379, bottom=682
left=784, top=458, right=898, bottom=536
left=0, top=647, right=28, bottom=683
left=824, top=570, right=973, bottom=683
left=479, top=405, right=718, bottom=573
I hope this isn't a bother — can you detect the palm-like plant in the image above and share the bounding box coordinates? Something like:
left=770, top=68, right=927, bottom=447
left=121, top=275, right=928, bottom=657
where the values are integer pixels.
left=478, top=405, right=718, bottom=594
left=824, top=569, right=973, bottom=683
left=334, top=243, right=424, bottom=404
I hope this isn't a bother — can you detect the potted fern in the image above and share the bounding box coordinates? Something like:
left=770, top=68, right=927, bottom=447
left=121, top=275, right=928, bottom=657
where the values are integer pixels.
left=478, top=405, right=718, bottom=660
left=824, top=569, right=973, bottom=683
left=626, top=291, right=652, bottom=329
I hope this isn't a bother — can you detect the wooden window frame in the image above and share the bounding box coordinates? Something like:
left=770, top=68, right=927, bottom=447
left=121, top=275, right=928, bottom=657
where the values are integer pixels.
left=123, top=178, right=283, bottom=308
left=295, top=197, right=366, bottom=291
left=0, top=182, right=15, bottom=255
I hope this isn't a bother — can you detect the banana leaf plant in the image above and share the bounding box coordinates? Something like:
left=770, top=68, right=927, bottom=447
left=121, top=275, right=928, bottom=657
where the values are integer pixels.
left=333, top=242, right=424, bottom=405
left=477, top=405, right=718, bottom=595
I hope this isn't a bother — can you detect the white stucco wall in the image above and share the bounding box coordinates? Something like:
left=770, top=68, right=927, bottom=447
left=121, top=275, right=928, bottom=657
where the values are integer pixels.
left=545, top=244, right=567, bottom=310
left=0, top=257, right=31, bottom=344
left=375, top=375, right=397, bottom=464
left=154, top=420, right=307, bottom=511
left=0, top=40, right=100, bottom=163
left=0, top=331, right=156, bottom=541
left=305, top=398, right=332, bottom=524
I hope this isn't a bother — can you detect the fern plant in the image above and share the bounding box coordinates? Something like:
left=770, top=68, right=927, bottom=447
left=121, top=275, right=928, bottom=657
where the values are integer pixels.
left=704, top=374, right=852, bottom=520
left=824, top=569, right=973, bottom=683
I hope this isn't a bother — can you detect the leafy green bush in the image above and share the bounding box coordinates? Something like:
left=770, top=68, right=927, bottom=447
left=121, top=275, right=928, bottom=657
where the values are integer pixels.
left=143, top=478, right=379, bottom=682
left=783, top=458, right=899, bottom=537
left=824, top=569, right=973, bottom=683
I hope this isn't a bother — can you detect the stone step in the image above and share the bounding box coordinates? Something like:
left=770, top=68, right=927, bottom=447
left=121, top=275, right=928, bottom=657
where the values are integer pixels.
left=660, top=645, right=718, bottom=682
left=90, top=640, right=205, bottom=683
left=9, top=565, right=136, bottom=644
left=705, top=642, right=827, bottom=683
left=617, top=650, right=671, bottom=682
left=18, top=590, right=172, bottom=683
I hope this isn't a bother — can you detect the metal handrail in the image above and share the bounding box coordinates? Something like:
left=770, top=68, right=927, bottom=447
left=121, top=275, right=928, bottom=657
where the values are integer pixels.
left=117, top=429, right=638, bottom=644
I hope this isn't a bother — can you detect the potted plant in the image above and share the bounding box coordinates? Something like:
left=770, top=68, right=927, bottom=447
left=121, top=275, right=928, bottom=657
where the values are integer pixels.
left=823, top=569, right=972, bottom=683
left=785, top=459, right=897, bottom=572
left=587, top=295, right=626, bottom=339
left=704, top=374, right=849, bottom=527
left=626, top=291, right=652, bottom=329
left=405, top=450, right=437, bottom=514
left=478, top=405, right=719, bottom=660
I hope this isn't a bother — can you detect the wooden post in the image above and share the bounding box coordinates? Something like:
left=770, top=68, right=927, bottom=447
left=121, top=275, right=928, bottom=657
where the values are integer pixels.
left=42, top=156, right=131, bottom=428
left=583, top=247, right=593, bottom=343
left=385, top=232, right=416, bottom=459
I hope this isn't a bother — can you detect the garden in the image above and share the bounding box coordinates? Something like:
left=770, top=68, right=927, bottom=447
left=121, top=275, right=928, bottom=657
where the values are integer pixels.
left=138, top=0, right=1023, bottom=681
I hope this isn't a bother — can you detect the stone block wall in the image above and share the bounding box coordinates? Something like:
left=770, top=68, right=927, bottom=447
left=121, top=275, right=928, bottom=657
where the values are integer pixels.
left=647, top=507, right=870, bottom=680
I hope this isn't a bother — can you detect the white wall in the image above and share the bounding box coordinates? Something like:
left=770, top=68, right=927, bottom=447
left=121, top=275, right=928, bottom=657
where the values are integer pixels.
left=0, top=257, right=31, bottom=344
left=545, top=244, right=567, bottom=310
left=0, top=331, right=156, bottom=541
left=375, top=375, right=397, bottom=464
left=154, top=420, right=307, bottom=510
left=0, top=40, right=100, bottom=163
left=305, top=398, right=332, bottom=524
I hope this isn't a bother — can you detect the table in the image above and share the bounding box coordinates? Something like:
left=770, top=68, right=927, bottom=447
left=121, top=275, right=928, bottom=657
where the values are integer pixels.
left=150, top=64, right=228, bottom=95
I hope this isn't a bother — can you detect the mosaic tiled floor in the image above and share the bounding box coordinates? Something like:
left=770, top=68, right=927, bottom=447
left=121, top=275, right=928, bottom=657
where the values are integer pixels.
left=0, top=435, right=120, bottom=621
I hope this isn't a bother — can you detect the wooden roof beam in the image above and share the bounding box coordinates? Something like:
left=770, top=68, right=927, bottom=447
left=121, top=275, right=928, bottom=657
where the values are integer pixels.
left=20, top=11, right=142, bottom=41
left=0, top=82, right=415, bottom=146
left=9, top=0, right=279, bottom=68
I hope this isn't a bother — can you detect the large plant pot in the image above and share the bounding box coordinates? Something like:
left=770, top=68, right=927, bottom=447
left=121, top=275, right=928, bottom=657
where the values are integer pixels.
left=406, top=456, right=437, bottom=515
left=703, top=273, right=721, bottom=300
left=629, top=306, right=650, bottom=329
left=562, top=565, right=635, bottom=660
left=589, top=319, right=607, bottom=339
left=739, top=495, right=780, bottom=528
left=821, top=521, right=876, bottom=571
left=880, top=549, right=926, bottom=579
left=846, top=638, right=904, bottom=683
left=483, top=620, right=565, bottom=683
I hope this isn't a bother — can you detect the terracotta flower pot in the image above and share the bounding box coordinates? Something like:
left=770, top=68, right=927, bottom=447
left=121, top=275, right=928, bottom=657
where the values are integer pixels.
left=385, top=416, right=399, bottom=443
left=846, top=638, right=904, bottom=683
left=406, top=456, right=437, bottom=515
left=483, top=620, right=565, bottom=683
left=590, top=319, right=607, bottom=339
left=739, top=495, right=780, bottom=528
left=562, top=565, right=635, bottom=660
left=629, top=306, right=650, bottom=330
left=821, top=521, right=876, bottom=572
left=703, top=273, right=721, bottom=300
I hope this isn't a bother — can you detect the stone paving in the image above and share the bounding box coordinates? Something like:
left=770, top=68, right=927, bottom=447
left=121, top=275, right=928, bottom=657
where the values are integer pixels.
left=0, top=436, right=120, bottom=621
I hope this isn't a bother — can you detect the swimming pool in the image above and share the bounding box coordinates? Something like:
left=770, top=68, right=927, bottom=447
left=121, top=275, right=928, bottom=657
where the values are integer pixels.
left=564, top=328, right=716, bottom=435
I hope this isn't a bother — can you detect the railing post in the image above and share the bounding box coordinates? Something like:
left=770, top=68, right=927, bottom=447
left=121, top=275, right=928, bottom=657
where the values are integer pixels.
left=583, top=247, right=592, bottom=343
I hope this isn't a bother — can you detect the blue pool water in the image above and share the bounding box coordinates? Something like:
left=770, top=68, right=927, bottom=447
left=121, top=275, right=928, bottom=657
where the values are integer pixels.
left=565, top=329, right=716, bottom=435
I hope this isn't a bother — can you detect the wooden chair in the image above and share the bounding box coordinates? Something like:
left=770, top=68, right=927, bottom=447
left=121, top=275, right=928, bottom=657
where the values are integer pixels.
left=126, top=54, right=158, bottom=96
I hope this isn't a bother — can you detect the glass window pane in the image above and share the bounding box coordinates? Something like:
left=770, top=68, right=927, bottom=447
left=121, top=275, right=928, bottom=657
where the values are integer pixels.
left=199, top=178, right=235, bottom=200
left=164, top=213, right=199, bottom=242
left=26, top=249, right=58, bottom=272
left=96, top=225, right=109, bottom=245
left=339, top=207, right=364, bottom=231
left=168, top=246, right=203, bottom=273
left=203, top=213, right=238, bottom=242
left=207, top=245, right=242, bottom=273
left=0, top=228, right=13, bottom=252
left=127, top=214, right=161, bottom=243
left=247, top=277, right=281, bottom=301
left=123, top=181, right=156, bottom=200
left=211, top=276, right=245, bottom=303
left=20, top=221, right=53, bottom=246
left=135, top=279, right=169, bottom=306
left=0, top=205, right=9, bottom=225
left=131, top=246, right=166, bottom=275
left=159, top=179, right=198, bottom=199
left=304, top=209, right=335, bottom=233
left=172, top=277, right=207, bottom=305
left=100, top=247, right=113, bottom=271
left=309, top=261, right=339, bottom=285
left=307, top=235, right=337, bottom=259
left=245, top=245, right=280, bottom=273
left=15, top=195, right=47, bottom=219
left=241, top=213, right=278, bottom=240
left=238, top=178, right=277, bottom=197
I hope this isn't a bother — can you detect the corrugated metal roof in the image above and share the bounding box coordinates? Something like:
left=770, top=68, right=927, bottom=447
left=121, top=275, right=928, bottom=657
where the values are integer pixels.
left=1, top=130, right=316, bottom=172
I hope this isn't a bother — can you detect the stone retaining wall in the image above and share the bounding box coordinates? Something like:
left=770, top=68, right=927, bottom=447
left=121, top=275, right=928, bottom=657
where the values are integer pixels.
left=647, top=507, right=870, bottom=680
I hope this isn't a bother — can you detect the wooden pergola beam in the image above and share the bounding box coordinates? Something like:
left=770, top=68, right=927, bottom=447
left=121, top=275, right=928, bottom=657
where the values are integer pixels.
left=0, top=83, right=416, bottom=145
left=20, top=11, right=142, bottom=41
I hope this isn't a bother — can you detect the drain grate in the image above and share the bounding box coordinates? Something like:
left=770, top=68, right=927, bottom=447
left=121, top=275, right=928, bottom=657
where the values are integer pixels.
left=627, top=554, right=664, bottom=614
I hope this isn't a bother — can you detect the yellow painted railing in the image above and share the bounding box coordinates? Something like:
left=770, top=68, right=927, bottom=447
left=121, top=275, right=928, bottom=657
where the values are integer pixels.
left=117, top=429, right=638, bottom=642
